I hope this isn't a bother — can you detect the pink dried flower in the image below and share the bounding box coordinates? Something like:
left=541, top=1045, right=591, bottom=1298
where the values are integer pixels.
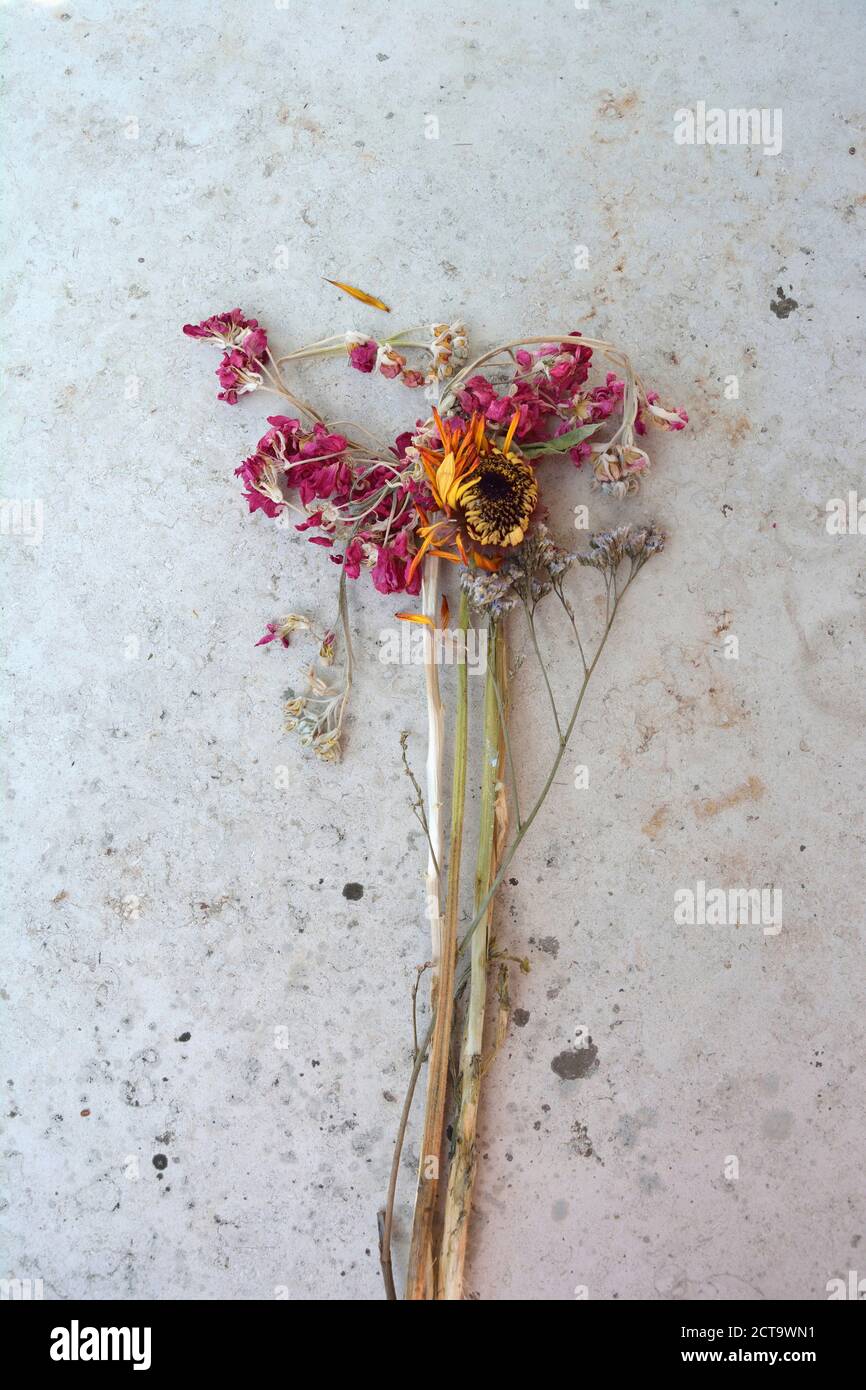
left=401, top=369, right=426, bottom=389
left=256, top=415, right=303, bottom=458
left=457, top=375, right=499, bottom=414
left=183, top=309, right=261, bottom=347
left=286, top=430, right=351, bottom=507
left=370, top=529, right=421, bottom=596
left=255, top=614, right=313, bottom=648
left=256, top=621, right=290, bottom=648
left=455, top=377, right=544, bottom=440
left=346, top=337, right=378, bottom=373
left=242, top=326, right=268, bottom=359
left=234, top=453, right=285, bottom=516
left=296, top=424, right=349, bottom=460
left=184, top=309, right=269, bottom=404
left=486, top=382, right=545, bottom=439
left=644, top=391, right=689, bottom=431
left=573, top=372, right=626, bottom=425
left=338, top=537, right=365, bottom=579
left=216, top=347, right=265, bottom=404
left=514, top=333, right=593, bottom=400
left=392, top=431, right=415, bottom=460
left=377, top=345, right=406, bottom=380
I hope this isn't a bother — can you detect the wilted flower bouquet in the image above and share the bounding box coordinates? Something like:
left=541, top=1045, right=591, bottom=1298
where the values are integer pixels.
left=185, top=292, right=687, bottom=1300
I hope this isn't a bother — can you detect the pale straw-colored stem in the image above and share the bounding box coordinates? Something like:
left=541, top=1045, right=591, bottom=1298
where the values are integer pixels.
left=405, top=591, right=470, bottom=1300
left=421, top=557, right=444, bottom=1006
left=439, top=618, right=506, bottom=1299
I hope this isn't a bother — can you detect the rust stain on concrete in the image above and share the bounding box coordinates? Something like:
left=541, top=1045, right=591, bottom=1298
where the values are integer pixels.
left=694, top=776, right=766, bottom=820
left=642, top=805, right=670, bottom=839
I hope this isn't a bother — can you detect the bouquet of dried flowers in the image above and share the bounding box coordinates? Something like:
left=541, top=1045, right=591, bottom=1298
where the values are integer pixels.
left=185, top=289, right=687, bottom=1300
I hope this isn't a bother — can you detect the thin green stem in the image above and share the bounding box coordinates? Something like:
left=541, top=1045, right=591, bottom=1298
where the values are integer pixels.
left=527, top=606, right=562, bottom=740
left=491, top=655, right=522, bottom=830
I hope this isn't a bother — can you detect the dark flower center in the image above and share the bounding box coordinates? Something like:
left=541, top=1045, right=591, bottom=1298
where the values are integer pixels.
left=460, top=449, right=538, bottom=548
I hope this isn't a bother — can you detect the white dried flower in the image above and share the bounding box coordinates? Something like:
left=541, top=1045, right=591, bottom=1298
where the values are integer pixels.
left=592, top=444, right=651, bottom=497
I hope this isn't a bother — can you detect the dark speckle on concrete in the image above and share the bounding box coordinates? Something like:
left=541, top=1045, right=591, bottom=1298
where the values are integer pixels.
left=770, top=285, right=798, bottom=319
left=551, top=1043, right=599, bottom=1080
left=513, top=1008, right=530, bottom=1027
left=176, top=1031, right=191, bottom=1042
left=152, top=1153, right=168, bottom=1171
left=571, top=1119, right=595, bottom=1157
left=537, top=935, right=559, bottom=958
left=342, top=882, right=364, bottom=901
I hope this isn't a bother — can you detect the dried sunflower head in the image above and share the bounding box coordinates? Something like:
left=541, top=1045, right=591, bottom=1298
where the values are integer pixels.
left=459, top=447, right=539, bottom=548
left=408, top=410, right=538, bottom=580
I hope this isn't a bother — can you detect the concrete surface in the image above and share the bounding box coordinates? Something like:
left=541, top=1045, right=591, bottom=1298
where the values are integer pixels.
left=2, top=0, right=865, bottom=1301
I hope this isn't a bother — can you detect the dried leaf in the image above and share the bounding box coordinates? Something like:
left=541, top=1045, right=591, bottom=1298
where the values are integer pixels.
left=323, top=278, right=390, bottom=312
left=521, top=423, right=600, bottom=457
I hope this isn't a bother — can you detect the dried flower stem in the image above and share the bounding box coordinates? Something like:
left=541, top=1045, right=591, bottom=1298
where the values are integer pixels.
left=455, top=573, right=639, bottom=970
left=405, top=591, right=470, bottom=1300
left=382, top=558, right=654, bottom=1299
left=421, top=557, right=445, bottom=1007
left=527, top=608, right=562, bottom=739
left=379, top=1013, right=433, bottom=1302
left=439, top=617, right=507, bottom=1299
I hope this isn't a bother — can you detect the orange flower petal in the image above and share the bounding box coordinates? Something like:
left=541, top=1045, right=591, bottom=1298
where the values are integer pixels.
left=322, top=278, right=390, bottom=312
left=503, top=410, right=521, bottom=454
left=472, top=550, right=502, bottom=572
left=407, top=532, right=437, bottom=581
left=396, top=611, right=433, bottom=626
left=432, top=408, right=451, bottom=451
